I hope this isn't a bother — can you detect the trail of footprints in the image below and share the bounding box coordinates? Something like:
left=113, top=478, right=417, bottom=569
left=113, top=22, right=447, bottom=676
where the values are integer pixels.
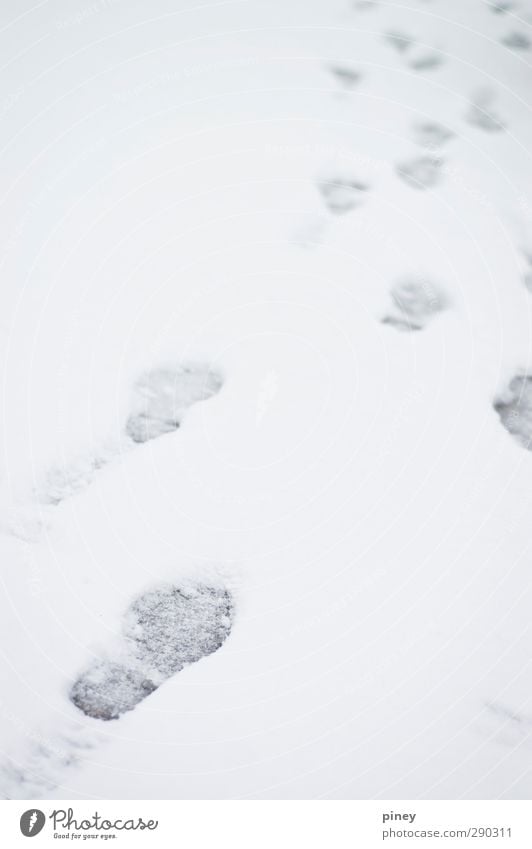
left=1, top=363, right=233, bottom=795
left=8, top=1, right=532, bottom=793
left=383, top=29, right=444, bottom=72
left=49, top=364, right=233, bottom=721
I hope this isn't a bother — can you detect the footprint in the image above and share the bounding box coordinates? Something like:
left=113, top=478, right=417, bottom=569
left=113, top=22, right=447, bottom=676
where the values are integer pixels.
left=411, top=120, right=454, bottom=149
left=382, top=276, right=448, bottom=331
left=409, top=51, right=445, bottom=71
left=328, top=64, right=362, bottom=89
left=37, top=448, right=114, bottom=506
left=501, top=31, right=531, bottom=50
left=37, top=363, right=223, bottom=506
left=317, top=176, right=369, bottom=214
left=125, top=363, right=223, bottom=444
left=384, top=30, right=415, bottom=53
left=395, top=155, right=443, bottom=190
left=488, top=1, right=514, bottom=12
left=70, top=582, right=234, bottom=720
left=466, top=88, right=505, bottom=133
left=0, top=720, right=102, bottom=799
left=494, top=374, right=532, bottom=449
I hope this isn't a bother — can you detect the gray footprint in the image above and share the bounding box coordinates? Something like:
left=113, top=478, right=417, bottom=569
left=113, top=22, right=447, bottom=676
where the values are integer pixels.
left=494, top=374, right=532, bottom=449
left=384, top=30, right=414, bottom=53
left=39, top=363, right=222, bottom=505
left=126, top=363, right=223, bottom=444
left=317, top=176, right=369, bottom=214
left=466, top=89, right=505, bottom=133
left=411, top=120, right=454, bottom=149
left=409, top=52, right=444, bottom=71
left=70, top=582, right=234, bottom=720
left=501, top=31, right=531, bottom=50
left=382, top=276, right=448, bottom=331
left=488, top=1, right=514, bottom=13
left=328, top=64, right=362, bottom=90
left=395, top=155, right=443, bottom=190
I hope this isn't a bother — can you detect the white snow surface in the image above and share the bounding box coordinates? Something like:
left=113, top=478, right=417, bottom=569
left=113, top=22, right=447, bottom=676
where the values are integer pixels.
left=1, top=0, right=532, bottom=799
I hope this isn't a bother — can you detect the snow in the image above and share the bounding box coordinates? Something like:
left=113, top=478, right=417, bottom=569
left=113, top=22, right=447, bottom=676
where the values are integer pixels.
left=0, top=0, right=532, bottom=799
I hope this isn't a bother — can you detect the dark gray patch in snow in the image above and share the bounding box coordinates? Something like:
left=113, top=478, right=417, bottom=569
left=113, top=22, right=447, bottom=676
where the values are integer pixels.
left=384, top=31, right=414, bottom=52
left=71, top=663, right=157, bottom=721
left=488, top=1, right=514, bottom=12
left=70, top=583, right=234, bottom=720
left=395, top=155, right=443, bottom=190
left=501, top=31, right=531, bottom=50
left=466, top=90, right=505, bottom=133
left=317, top=177, right=369, bottom=214
left=125, top=363, right=223, bottom=444
left=409, top=52, right=444, bottom=71
left=382, top=276, right=448, bottom=331
left=412, top=121, right=454, bottom=149
left=328, top=64, right=362, bottom=89
left=494, top=374, right=532, bottom=449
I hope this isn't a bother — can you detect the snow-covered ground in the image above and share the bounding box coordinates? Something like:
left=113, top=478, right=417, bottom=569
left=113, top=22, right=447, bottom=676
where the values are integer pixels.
left=1, top=0, right=532, bottom=799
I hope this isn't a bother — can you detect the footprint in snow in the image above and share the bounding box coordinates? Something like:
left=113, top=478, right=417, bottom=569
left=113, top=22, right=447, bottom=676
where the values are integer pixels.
left=0, top=720, right=101, bottom=799
left=409, top=51, right=445, bottom=71
left=328, top=64, right=362, bottom=90
left=494, top=374, right=532, bottom=449
left=384, top=30, right=415, bottom=53
left=501, top=31, right=531, bottom=50
left=125, top=363, right=222, bottom=444
left=70, top=582, right=234, bottom=720
left=395, top=155, right=443, bottom=190
left=466, top=89, right=505, bottom=133
left=382, top=276, right=448, bottom=331
left=317, top=176, right=369, bottom=214
left=37, top=362, right=223, bottom=506
left=488, top=1, right=514, bottom=12
left=39, top=449, right=114, bottom=506
left=411, top=120, right=454, bottom=149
